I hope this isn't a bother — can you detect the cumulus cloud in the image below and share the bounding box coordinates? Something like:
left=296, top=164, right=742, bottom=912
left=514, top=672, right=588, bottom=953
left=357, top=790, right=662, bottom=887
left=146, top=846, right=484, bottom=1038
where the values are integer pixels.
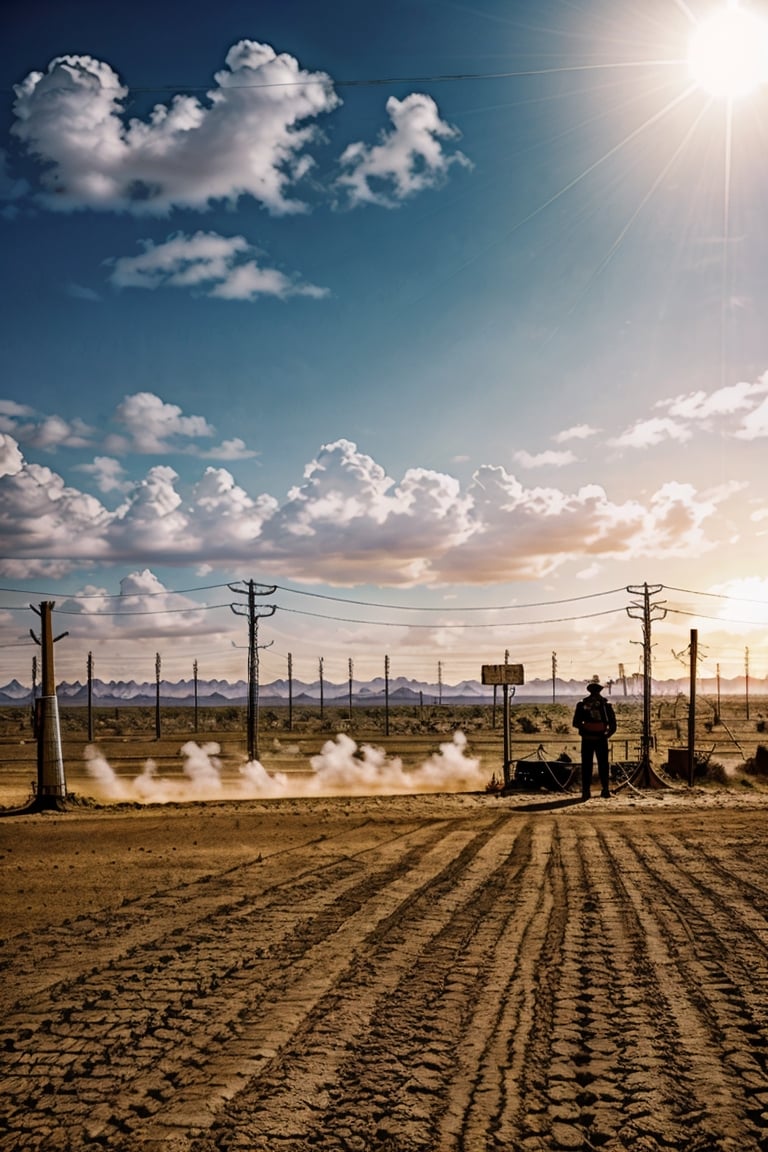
left=514, top=449, right=577, bottom=469
left=58, top=569, right=213, bottom=642
left=12, top=42, right=340, bottom=215
left=337, top=93, right=471, bottom=208
left=0, top=391, right=257, bottom=462
left=106, top=392, right=215, bottom=454
left=0, top=402, right=95, bottom=451
left=0, top=434, right=727, bottom=583
left=75, top=455, right=130, bottom=494
left=0, top=433, right=24, bottom=477
left=108, top=231, right=327, bottom=301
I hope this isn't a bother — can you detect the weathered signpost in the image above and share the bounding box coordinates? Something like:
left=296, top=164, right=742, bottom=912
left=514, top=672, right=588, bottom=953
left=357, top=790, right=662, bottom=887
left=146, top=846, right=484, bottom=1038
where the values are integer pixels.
left=482, top=663, right=525, bottom=788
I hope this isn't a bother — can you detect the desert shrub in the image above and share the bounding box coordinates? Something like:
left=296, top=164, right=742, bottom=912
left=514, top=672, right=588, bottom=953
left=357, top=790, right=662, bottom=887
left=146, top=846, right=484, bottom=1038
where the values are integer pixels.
left=517, top=715, right=540, bottom=734
left=701, top=760, right=730, bottom=785
left=744, top=744, right=768, bottom=777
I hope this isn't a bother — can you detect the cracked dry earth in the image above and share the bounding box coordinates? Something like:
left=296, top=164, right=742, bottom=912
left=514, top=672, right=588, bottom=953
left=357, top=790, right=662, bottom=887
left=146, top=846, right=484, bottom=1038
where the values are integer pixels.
left=2, top=792, right=768, bottom=1151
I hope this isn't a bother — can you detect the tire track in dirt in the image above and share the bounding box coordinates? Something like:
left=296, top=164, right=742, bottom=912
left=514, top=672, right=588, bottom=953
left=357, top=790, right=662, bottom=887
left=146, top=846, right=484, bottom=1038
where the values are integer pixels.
left=0, top=817, right=434, bottom=1015
left=0, top=815, right=503, bottom=1151
left=197, top=819, right=555, bottom=1152
left=146, top=813, right=517, bottom=1150
left=598, top=822, right=768, bottom=1150
left=3, top=808, right=768, bottom=1151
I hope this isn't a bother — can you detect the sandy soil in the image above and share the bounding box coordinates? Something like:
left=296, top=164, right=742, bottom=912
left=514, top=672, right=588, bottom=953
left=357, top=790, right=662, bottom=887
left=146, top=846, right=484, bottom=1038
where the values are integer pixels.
left=2, top=783, right=768, bottom=1151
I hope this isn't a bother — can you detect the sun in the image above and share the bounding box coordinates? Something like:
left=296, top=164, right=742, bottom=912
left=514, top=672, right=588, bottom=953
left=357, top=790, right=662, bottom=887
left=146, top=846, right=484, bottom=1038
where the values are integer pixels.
left=688, top=4, right=768, bottom=99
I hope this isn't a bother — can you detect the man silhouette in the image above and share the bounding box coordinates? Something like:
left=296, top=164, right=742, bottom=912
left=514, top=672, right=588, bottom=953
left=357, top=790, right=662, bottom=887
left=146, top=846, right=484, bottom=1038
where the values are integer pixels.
left=573, top=678, right=616, bottom=799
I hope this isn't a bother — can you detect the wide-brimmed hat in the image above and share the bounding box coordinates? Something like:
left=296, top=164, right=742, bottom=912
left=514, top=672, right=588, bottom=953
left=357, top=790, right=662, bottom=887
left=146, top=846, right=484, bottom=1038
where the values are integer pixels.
left=586, top=679, right=604, bottom=692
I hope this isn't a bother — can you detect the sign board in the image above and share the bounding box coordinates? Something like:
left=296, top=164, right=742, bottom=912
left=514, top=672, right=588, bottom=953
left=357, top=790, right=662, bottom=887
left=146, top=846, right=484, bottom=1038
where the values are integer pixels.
left=481, top=664, right=524, bottom=686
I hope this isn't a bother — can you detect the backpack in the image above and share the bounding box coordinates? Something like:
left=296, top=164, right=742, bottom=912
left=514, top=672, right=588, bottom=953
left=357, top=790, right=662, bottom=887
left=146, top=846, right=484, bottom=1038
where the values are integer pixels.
left=580, top=696, right=608, bottom=736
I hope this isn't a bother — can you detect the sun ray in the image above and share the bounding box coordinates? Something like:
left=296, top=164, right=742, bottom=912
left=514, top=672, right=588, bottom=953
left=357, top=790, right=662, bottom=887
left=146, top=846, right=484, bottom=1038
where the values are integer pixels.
left=542, top=96, right=713, bottom=342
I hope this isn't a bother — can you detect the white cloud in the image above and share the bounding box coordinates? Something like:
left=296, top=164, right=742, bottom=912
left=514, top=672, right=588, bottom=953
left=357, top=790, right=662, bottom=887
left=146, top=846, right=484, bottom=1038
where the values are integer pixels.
left=58, top=569, right=214, bottom=641
left=0, top=403, right=95, bottom=450
left=107, top=392, right=215, bottom=454
left=553, top=424, right=598, bottom=443
left=75, top=455, right=130, bottom=493
left=735, top=395, right=768, bottom=439
left=109, top=230, right=327, bottom=301
left=609, top=416, right=691, bottom=449
left=337, top=93, right=471, bottom=208
left=198, top=438, right=258, bottom=461
left=0, top=436, right=728, bottom=585
left=12, top=42, right=340, bottom=215
left=660, top=377, right=768, bottom=421
left=0, top=433, right=24, bottom=477
left=514, top=449, right=577, bottom=469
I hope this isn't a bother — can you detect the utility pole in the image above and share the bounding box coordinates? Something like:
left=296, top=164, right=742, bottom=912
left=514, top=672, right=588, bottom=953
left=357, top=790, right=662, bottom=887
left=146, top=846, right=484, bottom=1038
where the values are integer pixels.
left=745, top=646, right=750, bottom=720
left=348, top=657, right=354, bottom=723
left=193, top=659, right=199, bottom=734
left=155, top=652, right=162, bottom=740
left=384, top=654, right=390, bottom=736
left=31, top=655, right=37, bottom=734
left=229, top=580, right=277, bottom=762
left=437, top=660, right=443, bottom=705
left=87, top=651, right=94, bottom=742
left=716, top=662, right=721, bottom=725
left=626, top=583, right=667, bottom=788
left=287, top=652, right=293, bottom=731
left=319, top=656, right=324, bottom=721
left=29, top=602, right=68, bottom=808
left=618, top=662, right=627, bottom=696
left=551, top=651, right=557, bottom=704
left=687, top=629, right=698, bottom=787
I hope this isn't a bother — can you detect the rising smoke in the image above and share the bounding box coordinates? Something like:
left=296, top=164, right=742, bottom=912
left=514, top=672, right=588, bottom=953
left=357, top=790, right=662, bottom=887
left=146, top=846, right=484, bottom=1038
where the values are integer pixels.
left=84, top=731, right=485, bottom=803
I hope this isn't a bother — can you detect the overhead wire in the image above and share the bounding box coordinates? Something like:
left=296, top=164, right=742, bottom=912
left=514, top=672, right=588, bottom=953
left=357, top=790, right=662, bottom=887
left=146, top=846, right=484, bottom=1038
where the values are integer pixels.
left=0, top=59, right=685, bottom=98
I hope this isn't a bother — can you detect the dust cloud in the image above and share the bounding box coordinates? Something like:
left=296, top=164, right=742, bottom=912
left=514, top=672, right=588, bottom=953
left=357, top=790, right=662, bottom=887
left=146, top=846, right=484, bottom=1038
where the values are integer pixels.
left=83, top=731, right=486, bottom=802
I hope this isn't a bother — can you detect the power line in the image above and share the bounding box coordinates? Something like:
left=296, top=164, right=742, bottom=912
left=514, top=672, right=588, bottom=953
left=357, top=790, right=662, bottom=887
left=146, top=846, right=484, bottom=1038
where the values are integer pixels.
left=0, top=582, right=231, bottom=600
left=0, top=59, right=683, bottom=98
left=272, top=583, right=628, bottom=611
left=279, top=605, right=627, bottom=628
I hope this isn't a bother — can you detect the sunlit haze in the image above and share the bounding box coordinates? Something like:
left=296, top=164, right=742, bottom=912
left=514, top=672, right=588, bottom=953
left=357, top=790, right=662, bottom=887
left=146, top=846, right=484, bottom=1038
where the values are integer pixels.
left=688, top=4, right=768, bottom=99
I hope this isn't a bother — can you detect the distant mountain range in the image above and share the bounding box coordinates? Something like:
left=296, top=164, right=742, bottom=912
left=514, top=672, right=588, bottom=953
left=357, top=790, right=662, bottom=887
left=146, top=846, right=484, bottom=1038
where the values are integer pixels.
left=1, top=674, right=764, bottom=707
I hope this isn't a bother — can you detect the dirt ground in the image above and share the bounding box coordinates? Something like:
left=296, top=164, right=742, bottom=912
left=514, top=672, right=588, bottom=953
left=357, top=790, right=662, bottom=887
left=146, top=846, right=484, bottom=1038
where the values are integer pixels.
left=2, top=774, right=768, bottom=1152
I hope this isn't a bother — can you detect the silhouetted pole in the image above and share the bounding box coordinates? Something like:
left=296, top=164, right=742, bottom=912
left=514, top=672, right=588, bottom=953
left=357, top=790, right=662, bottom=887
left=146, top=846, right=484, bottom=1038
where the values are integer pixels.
left=384, top=654, right=390, bottom=736
left=626, top=583, right=668, bottom=788
left=687, top=629, right=698, bottom=787
left=29, top=602, right=68, bottom=807
left=155, top=652, right=162, bottom=740
left=288, top=652, right=293, bottom=731
left=193, top=659, right=199, bottom=733
left=31, top=654, right=37, bottom=734
left=348, top=657, right=353, bottom=722
left=716, top=662, right=721, bottom=724
left=745, top=646, right=750, bottom=720
left=552, top=651, right=557, bottom=703
left=438, top=661, right=443, bottom=705
left=319, top=656, right=324, bottom=721
left=87, top=651, right=94, bottom=742
left=229, top=580, right=277, bottom=762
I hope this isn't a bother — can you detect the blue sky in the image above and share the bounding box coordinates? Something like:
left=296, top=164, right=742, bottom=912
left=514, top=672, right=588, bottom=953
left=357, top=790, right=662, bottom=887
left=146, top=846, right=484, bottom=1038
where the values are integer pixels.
left=3, top=0, right=768, bottom=690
